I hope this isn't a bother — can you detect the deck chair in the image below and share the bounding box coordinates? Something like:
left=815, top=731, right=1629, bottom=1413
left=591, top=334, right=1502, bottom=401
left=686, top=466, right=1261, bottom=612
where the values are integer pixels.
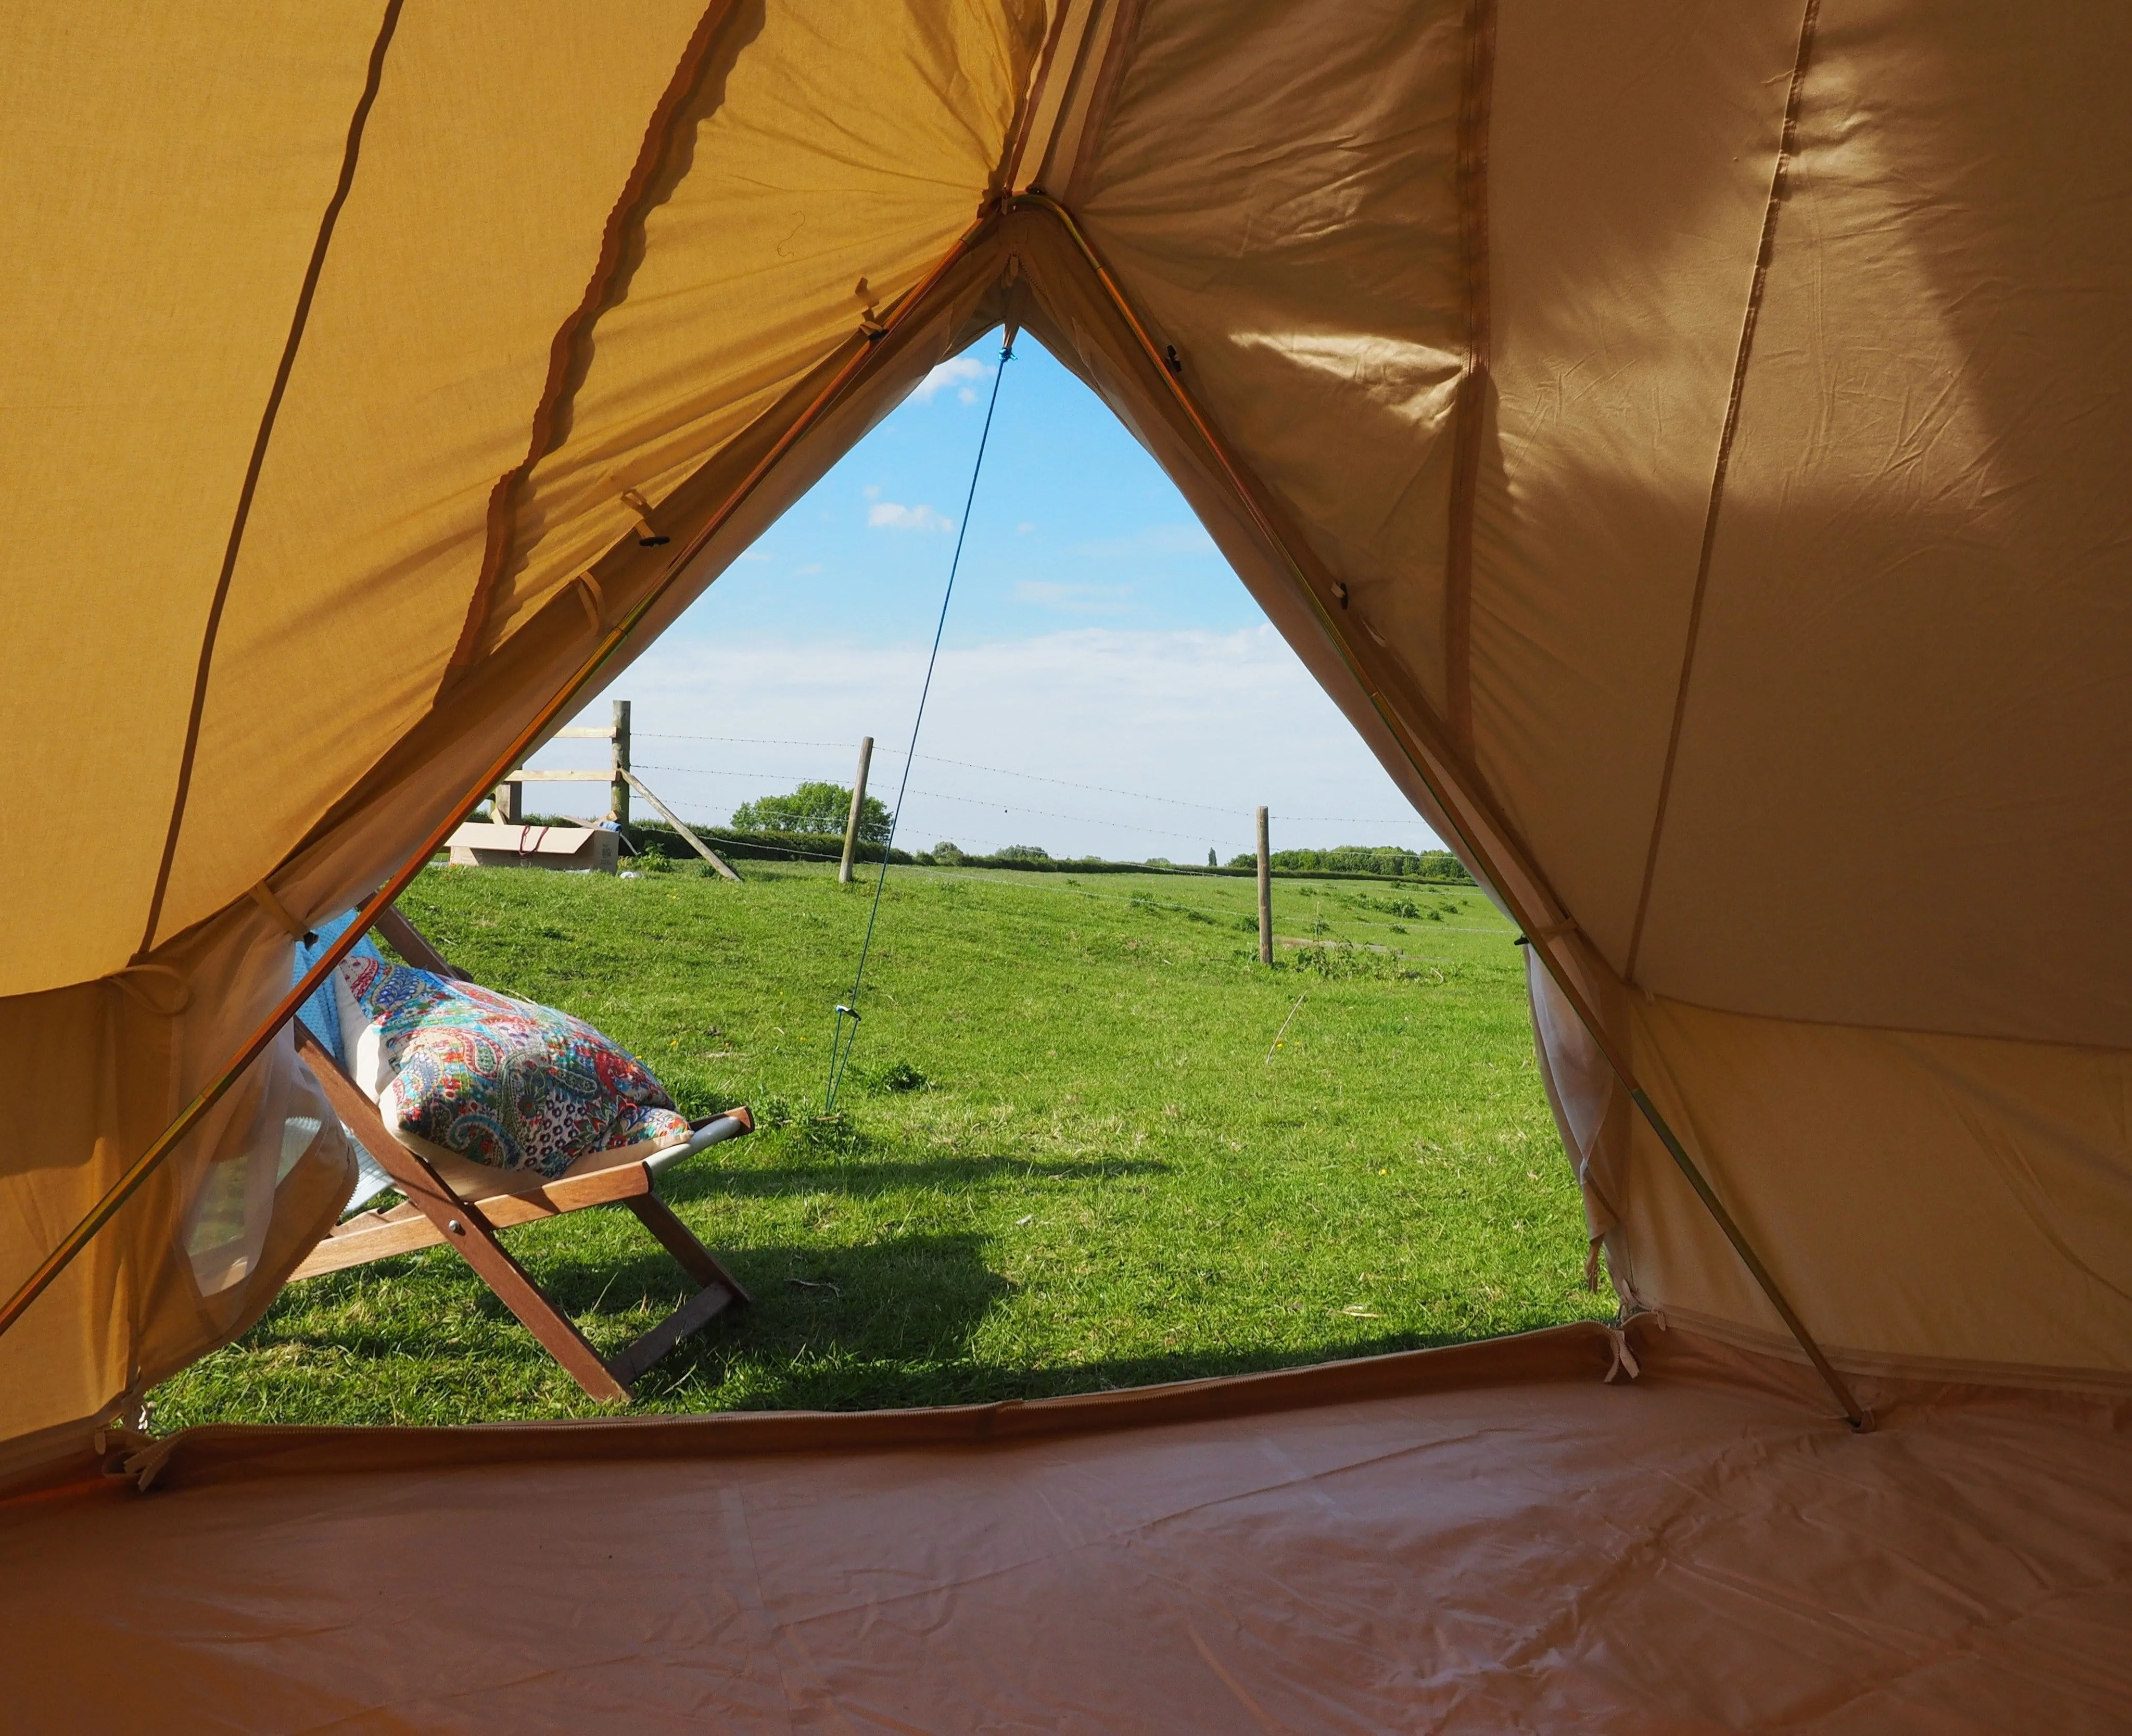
left=286, top=904, right=752, bottom=1401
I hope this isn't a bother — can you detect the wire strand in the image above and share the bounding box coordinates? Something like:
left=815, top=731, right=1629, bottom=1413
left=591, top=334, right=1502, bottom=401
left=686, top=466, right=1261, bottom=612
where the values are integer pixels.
left=630, top=735, right=1437, bottom=827
left=826, top=335, right=1015, bottom=1111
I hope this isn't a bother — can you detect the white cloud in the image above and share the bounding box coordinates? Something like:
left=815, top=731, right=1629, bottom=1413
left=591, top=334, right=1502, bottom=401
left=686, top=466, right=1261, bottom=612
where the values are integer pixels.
left=1073, top=522, right=1220, bottom=560
left=794, top=563, right=823, bottom=575
left=1015, top=580, right=1132, bottom=615
left=957, top=386, right=979, bottom=405
left=861, top=484, right=881, bottom=500
left=868, top=501, right=954, bottom=532
left=1015, top=521, right=1035, bottom=536
left=574, top=626, right=1443, bottom=861
left=911, top=355, right=989, bottom=402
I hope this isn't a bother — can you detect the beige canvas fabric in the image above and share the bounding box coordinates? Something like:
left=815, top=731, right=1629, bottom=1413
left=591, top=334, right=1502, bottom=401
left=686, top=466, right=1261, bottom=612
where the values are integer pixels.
left=4, top=0, right=2129, bottom=1475
left=7, top=1324, right=2131, bottom=1730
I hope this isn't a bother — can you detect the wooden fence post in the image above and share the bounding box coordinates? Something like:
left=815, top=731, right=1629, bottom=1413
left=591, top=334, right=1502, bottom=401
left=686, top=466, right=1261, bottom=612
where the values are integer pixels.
left=620, top=769, right=742, bottom=882
left=610, top=699, right=631, bottom=825
left=1257, top=806, right=1273, bottom=966
left=840, top=736, right=875, bottom=883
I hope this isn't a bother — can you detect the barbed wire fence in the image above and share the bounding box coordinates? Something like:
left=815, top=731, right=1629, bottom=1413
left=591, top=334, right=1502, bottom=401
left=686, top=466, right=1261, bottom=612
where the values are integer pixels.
left=509, top=729, right=1448, bottom=866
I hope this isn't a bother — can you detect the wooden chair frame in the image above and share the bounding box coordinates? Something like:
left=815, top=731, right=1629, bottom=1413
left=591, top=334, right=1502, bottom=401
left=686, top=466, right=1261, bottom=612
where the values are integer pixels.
left=286, top=908, right=750, bottom=1401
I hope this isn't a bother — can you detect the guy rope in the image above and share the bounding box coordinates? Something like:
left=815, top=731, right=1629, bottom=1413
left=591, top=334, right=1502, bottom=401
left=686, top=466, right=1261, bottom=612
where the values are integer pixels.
left=824, top=331, right=1015, bottom=1111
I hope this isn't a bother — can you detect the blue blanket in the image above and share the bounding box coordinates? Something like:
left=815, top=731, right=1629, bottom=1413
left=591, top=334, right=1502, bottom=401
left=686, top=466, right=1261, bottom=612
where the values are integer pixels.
left=291, top=910, right=385, bottom=1065
left=291, top=910, right=392, bottom=1211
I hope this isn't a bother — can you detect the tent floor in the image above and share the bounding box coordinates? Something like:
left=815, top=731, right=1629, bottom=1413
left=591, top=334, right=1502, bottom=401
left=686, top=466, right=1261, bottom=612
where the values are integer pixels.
left=4, top=1323, right=2128, bottom=1732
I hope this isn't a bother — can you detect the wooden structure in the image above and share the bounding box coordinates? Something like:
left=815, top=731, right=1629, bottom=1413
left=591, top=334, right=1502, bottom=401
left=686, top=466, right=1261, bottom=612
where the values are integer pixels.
left=487, top=698, right=633, bottom=825
left=839, top=736, right=874, bottom=884
left=1255, top=806, right=1273, bottom=966
left=289, top=906, right=752, bottom=1401
left=474, top=698, right=741, bottom=881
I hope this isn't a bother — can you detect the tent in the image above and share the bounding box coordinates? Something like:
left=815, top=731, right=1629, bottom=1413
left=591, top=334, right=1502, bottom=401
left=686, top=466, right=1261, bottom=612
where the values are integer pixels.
left=4, top=1, right=2129, bottom=1724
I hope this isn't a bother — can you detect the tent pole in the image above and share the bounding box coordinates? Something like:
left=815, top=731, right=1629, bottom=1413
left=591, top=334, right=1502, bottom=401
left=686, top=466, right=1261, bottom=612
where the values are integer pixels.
left=1010, top=192, right=1868, bottom=1430
left=0, top=214, right=997, bottom=1353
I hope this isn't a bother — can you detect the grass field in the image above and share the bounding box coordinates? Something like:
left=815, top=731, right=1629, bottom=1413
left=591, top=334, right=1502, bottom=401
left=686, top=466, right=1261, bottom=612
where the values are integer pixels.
left=150, top=856, right=1612, bottom=1428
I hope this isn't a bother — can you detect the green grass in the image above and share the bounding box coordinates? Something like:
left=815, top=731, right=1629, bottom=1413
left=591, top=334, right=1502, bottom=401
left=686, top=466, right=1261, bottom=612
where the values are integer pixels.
left=149, top=858, right=1611, bottom=1428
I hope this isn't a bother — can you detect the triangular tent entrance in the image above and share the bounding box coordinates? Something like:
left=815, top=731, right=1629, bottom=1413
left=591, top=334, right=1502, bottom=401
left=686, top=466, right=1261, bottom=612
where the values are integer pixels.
left=4, top=1, right=2129, bottom=1724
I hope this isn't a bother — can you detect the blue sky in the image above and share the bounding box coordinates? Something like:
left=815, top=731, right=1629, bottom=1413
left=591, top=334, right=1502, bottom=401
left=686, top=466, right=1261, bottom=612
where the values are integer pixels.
left=683, top=336, right=1263, bottom=642
left=532, top=332, right=1443, bottom=864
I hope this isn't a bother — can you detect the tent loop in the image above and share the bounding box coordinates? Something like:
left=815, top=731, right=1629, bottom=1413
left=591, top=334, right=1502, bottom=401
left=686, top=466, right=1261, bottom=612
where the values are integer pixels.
left=574, top=572, right=606, bottom=631
left=1601, top=1325, right=1641, bottom=1384
left=619, top=487, right=669, bottom=547
left=118, top=1435, right=179, bottom=1493
left=109, top=964, right=191, bottom=1016
left=824, top=331, right=1016, bottom=1113
left=854, top=275, right=890, bottom=339
left=246, top=880, right=311, bottom=940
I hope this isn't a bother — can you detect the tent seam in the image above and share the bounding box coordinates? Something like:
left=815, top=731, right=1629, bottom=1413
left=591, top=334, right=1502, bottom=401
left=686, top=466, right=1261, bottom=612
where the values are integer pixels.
left=1060, top=0, right=1147, bottom=207
left=1622, top=0, right=1822, bottom=985
left=1443, top=0, right=1496, bottom=759
left=135, top=0, right=407, bottom=961
left=995, top=0, right=1076, bottom=194
left=1618, top=981, right=2132, bottom=1057
left=441, top=0, right=743, bottom=685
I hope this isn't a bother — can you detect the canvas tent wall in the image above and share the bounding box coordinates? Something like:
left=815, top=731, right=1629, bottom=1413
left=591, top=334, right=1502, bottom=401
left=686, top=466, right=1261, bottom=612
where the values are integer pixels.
left=1, top=0, right=2127, bottom=1543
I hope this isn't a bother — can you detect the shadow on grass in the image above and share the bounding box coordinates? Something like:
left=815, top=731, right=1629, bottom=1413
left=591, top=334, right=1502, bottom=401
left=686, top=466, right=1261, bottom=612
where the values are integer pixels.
left=252, top=1219, right=1561, bottom=1421
left=523, top=1225, right=1518, bottom=1414
left=258, top=1232, right=1008, bottom=1378
left=544, top=1227, right=1000, bottom=1307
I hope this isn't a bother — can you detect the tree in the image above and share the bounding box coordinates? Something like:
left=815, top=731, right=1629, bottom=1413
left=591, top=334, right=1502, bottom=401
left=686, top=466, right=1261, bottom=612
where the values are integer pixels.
left=1223, top=844, right=1475, bottom=881
left=995, top=843, right=1050, bottom=862
left=730, top=780, right=892, bottom=843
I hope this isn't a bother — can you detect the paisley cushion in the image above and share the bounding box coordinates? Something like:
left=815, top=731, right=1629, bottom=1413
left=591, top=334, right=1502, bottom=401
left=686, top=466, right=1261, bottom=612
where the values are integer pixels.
left=336, top=957, right=689, bottom=1180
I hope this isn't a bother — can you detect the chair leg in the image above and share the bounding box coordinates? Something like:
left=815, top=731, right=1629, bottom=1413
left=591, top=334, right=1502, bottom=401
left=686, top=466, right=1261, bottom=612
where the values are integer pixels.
left=295, top=1020, right=629, bottom=1403
left=439, top=1204, right=630, bottom=1403
left=605, top=1283, right=741, bottom=1388
left=624, top=1193, right=753, bottom=1306
left=598, top=1192, right=752, bottom=1388
left=294, top=1021, right=753, bottom=1401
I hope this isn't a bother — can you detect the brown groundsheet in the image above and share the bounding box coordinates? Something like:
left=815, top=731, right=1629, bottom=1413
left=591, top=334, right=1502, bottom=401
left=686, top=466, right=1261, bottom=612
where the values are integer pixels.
left=4, top=1323, right=2128, bottom=1732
